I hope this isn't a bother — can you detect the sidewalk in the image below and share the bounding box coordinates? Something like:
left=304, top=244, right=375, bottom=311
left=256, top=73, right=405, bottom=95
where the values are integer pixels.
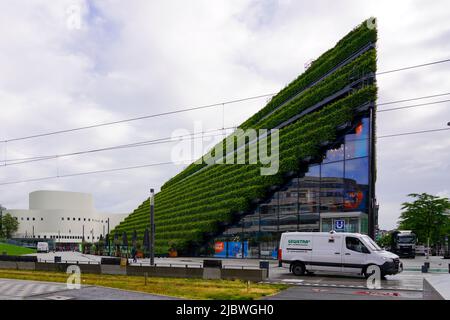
left=401, top=256, right=450, bottom=273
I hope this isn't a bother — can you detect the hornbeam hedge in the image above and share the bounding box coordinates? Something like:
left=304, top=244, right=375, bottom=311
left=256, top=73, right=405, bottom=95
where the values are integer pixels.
left=111, top=19, right=378, bottom=255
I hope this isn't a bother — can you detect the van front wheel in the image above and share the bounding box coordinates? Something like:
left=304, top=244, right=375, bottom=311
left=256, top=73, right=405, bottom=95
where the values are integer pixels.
left=291, top=262, right=305, bottom=276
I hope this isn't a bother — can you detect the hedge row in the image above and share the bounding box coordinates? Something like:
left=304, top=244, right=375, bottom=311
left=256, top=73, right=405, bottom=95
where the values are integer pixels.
left=112, top=86, right=376, bottom=242
left=162, top=22, right=377, bottom=190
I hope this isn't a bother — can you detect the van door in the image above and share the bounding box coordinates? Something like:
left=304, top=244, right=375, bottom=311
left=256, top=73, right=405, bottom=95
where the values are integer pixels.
left=310, top=235, right=342, bottom=272
left=342, top=236, right=369, bottom=274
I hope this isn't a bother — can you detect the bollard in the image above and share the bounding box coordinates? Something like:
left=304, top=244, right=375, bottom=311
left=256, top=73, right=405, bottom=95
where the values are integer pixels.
left=259, top=260, right=270, bottom=277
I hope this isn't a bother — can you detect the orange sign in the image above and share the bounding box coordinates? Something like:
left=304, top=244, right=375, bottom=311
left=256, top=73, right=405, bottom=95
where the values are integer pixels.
left=215, top=242, right=225, bottom=253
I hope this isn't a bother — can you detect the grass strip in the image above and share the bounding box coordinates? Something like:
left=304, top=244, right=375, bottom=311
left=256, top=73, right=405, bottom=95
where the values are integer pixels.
left=0, top=269, right=288, bottom=300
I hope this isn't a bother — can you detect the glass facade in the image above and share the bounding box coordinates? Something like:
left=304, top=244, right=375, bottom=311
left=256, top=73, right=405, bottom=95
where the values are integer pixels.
left=214, top=117, right=372, bottom=259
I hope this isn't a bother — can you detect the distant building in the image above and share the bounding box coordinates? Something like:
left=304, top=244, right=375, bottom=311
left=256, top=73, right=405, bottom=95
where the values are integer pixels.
left=3, top=190, right=127, bottom=250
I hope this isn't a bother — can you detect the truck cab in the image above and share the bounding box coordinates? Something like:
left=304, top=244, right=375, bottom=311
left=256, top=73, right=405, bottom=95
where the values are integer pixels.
left=279, top=231, right=402, bottom=277
left=390, top=230, right=416, bottom=258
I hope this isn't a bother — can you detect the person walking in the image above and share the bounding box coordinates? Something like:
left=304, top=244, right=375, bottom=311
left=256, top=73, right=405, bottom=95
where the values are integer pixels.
left=131, top=246, right=137, bottom=263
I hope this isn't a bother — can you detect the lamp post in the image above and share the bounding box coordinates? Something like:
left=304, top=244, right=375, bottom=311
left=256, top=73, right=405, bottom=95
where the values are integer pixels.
left=444, top=211, right=450, bottom=259
left=0, top=205, right=4, bottom=235
left=107, top=218, right=111, bottom=256
left=150, top=188, right=155, bottom=266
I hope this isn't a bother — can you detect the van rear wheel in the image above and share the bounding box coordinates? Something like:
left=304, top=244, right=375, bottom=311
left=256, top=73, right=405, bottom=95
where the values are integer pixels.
left=291, top=262, right=305, bottom=276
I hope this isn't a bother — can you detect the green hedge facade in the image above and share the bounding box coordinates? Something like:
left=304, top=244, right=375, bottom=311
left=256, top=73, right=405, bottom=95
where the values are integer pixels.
left=111, top=19, right=378, bottom=255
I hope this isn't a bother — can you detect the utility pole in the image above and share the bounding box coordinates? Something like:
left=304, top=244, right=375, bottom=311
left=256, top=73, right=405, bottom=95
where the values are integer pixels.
left=0, top=205, right=4, bottom=235
left=150, top=188, right=155, bottom=266
left=107, top=218, right=111, bottom=256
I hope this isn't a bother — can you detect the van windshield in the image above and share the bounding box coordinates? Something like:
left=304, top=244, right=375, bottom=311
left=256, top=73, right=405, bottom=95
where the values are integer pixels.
left=362, top=235, right=382, bottom=251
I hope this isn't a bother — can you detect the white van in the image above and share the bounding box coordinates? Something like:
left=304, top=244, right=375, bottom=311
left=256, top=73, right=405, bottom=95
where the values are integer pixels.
left=36, top=242, right=49, bottom=253
left=279, top=231, right=402, bottom=278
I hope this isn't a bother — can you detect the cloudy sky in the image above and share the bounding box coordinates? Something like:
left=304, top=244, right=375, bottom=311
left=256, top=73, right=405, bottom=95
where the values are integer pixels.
left=0, top=0, right=449, bottom=230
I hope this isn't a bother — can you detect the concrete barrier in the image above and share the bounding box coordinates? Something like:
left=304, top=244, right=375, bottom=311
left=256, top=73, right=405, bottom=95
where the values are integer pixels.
left=0, top=261, right=36, bottom=270
left=101, top=265, right=127, bottom=275
left=16, top=262, right=36, bottom=270
left=35, top=262, right=62, bottom=272
left=35, top=262, right=101, bottom=274
left=1, top=259, right=268, bottom=282
left=203, top=267, right=221, bottom=280
left=221, top=268, right=268, bottom=282
left=127, top=266, right=203, bottom=278
left=78, top=264, right=101, bottom=274
left=423, top=276, right=450, bottom=300
left=0, top=261, right=20, bottom=270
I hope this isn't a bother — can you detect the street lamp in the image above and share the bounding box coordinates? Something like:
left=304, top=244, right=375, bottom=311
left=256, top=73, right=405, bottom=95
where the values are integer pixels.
left=149, top=188, right=155, bottom=266
left=107, top=218, right=111, bottom=256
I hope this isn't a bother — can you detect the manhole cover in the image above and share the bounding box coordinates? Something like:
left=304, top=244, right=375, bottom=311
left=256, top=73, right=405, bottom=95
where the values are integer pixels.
left=353, top=291, right=400, bottom=297
left=46, top=295, right=74, bottom=300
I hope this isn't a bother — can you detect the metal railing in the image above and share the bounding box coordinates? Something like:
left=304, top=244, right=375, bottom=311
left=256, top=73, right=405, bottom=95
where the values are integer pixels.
left=38, top=259, right=100, bottom=265
left=36, top=258, right=265, bottom=270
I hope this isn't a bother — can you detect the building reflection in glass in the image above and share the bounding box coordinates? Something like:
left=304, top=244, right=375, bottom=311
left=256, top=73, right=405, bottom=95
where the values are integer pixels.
left=214, top=117, right=371, bottom=259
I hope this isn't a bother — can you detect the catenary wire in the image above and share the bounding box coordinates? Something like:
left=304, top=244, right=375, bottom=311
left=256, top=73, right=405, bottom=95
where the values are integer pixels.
left=2, top=57, right=450, bottom=144
left=1, top=127, right=449, bottom=187
left=3, top=96, right=450, bottom=166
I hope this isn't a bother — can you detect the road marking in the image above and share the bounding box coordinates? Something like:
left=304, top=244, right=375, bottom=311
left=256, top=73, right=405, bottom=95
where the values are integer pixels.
left=0, top=279, right=67, bottom=298
left=260, top=280, right=423, bottom=292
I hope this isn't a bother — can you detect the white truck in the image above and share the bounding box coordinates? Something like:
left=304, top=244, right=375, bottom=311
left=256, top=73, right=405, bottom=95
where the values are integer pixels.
left=279, top=231, right=402, bottom=278
left=36, top=242, right=49, bottom=253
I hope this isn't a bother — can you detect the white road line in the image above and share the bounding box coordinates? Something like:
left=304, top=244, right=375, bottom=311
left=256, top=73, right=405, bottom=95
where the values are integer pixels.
left=4, top=283, right=23, bottom=297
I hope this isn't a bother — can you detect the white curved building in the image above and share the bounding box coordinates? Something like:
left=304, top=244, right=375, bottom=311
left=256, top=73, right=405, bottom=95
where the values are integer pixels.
left=3, top=191, right=127, bottom=249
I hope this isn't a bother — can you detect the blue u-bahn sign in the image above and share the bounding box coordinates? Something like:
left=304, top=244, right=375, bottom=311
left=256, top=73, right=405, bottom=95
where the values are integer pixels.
left=334, top=219, right=346, bottom=230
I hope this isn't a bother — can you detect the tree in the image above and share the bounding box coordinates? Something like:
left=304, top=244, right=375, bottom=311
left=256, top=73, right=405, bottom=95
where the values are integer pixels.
left=1, top=213, right=19, bottom=239
left=376, top=233, right=392, bottom=248
left=398, top=193, right=450, bottom=246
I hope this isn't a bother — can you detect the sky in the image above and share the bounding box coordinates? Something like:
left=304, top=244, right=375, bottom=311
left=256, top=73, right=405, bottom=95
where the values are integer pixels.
left=0, top=0, right=449, bottom=230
